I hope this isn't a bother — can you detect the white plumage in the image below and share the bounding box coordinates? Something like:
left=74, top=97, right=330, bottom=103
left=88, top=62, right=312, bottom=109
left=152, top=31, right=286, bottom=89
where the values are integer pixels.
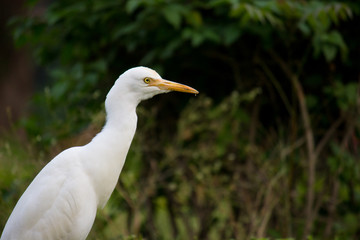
left=1, top=66, right=198, bottom=240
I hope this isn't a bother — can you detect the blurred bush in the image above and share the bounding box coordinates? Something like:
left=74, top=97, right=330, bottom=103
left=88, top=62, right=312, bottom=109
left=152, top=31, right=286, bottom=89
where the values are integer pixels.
left=2, top=0, right=360, bottom=239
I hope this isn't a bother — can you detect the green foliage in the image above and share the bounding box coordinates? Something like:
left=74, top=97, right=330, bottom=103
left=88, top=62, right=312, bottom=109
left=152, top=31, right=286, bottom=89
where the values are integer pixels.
left=0, top=137, right=44, bottom=230
left=9, top=0, right=356, bottom=145
left=3, top=0, right=360, bottom=239
left=324, top=81, right=358, bottom=111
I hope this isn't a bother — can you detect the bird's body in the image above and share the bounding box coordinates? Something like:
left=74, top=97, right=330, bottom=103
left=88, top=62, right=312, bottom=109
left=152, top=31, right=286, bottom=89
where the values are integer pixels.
left=1, top=67, right=198, bottom=240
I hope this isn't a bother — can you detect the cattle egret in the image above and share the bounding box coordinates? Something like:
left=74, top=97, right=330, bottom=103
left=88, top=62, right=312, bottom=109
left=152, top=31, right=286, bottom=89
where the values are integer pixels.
left=1, top=66, right=198, bottom=240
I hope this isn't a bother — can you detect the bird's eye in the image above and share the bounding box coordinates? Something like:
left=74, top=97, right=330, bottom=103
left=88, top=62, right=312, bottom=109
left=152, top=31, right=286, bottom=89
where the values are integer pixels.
left=144, top=77, right=151, bottom=84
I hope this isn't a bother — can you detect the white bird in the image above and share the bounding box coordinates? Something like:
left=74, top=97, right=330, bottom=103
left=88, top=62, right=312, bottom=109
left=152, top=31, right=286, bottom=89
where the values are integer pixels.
left=1, top=66, right=198, bottom=240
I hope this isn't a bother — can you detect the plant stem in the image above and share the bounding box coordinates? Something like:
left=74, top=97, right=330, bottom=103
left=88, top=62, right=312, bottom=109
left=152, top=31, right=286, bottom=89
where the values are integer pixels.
left=268, top=50, right=316, bottom=238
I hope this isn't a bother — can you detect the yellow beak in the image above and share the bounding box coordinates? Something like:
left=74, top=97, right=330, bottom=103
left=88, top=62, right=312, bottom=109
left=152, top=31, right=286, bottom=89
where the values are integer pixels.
left=149, top=79, right=199, bottom=94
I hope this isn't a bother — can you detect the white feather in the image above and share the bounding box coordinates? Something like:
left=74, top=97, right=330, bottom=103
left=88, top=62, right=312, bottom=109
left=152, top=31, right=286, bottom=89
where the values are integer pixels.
left=1, top=66, right=198, bottom=240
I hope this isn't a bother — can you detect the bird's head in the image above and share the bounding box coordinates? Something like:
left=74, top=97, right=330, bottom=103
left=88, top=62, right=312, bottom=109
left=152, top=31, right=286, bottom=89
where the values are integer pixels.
left=108, top=66, right=199, bottom=103
left=105, top=67, right=199, bottom=116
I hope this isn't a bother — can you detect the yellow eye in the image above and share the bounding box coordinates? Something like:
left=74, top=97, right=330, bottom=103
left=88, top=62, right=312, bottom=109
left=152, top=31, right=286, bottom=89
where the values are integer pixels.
left=144, top=77, right=151, bottom=84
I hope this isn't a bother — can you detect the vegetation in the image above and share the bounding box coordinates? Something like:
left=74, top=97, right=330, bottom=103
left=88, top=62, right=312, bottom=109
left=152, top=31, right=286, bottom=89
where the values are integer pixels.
left=1, top=0, right=360, bottom=239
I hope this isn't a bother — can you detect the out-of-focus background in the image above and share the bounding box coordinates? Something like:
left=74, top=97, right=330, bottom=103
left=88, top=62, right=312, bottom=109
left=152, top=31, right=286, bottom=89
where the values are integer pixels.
left=0, top=1, right=359, bottom=239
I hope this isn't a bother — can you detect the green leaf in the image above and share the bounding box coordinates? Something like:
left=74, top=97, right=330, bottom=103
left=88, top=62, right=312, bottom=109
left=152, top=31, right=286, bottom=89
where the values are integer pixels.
left=298, top=22, right=311, bottom=36
left=327, top=30, right=348, bottom=60
left=313, top=30, right=348, bottom=62
left=125, top=0, right=143, bottom=14
left=52, top=81, right=69, bottom=100
left=162, top=5, right=183, bottom=29
left=322, top=44, right=337, bottom=62
left=222, top=25, right=241, bottom=46
left=91, top=59, right=107, bottom=72
left=185, top=10, right=203, bottom=28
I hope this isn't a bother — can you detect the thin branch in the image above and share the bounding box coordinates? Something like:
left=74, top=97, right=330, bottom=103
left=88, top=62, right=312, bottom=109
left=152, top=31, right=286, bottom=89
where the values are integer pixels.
left=324, top=172, right=340, bottom=238
left=116, top=184, right=136, bottom=209
left=256, top=169, right=283, bottom=237
left=258, top=60, right=293, bottom=116
left=249, top=99, right=260, bottom=146
left=314, top=114, right=345, bottom=159
left=324, top=116, right=355, bottom=237
left=268, top=49, right=316, bottom=239
left=280, top=137, right=305, bottom=159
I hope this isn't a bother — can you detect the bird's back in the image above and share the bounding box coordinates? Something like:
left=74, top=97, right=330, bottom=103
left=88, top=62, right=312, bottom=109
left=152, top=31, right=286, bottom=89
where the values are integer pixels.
left=1, top=147, right=98, bottom=240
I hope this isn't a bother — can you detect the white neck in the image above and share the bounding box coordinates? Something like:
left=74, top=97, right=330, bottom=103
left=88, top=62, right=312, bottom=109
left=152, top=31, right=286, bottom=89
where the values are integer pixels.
left=80, top=93, right=139, bottom=207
